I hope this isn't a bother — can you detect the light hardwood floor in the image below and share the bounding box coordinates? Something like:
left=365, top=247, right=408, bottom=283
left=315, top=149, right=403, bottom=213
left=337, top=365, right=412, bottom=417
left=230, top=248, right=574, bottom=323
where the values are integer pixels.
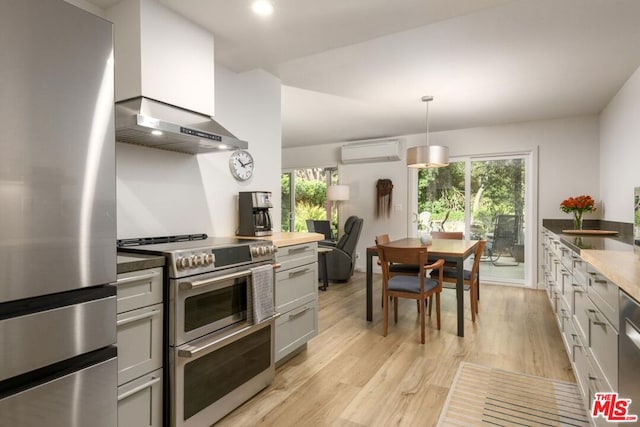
left=217, top=272, right=574, bottom=426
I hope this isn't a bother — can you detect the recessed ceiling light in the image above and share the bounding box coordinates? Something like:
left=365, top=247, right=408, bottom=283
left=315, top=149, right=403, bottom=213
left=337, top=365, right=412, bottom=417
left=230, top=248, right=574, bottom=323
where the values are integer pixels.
left=252, top=0, right=274, bottom=16
left=151, top=130, right=163, bottom=136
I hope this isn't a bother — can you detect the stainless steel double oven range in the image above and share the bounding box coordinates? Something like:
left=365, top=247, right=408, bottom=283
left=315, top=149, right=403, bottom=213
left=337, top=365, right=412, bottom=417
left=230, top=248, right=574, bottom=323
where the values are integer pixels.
left=118, top=234, right=278, bottom=427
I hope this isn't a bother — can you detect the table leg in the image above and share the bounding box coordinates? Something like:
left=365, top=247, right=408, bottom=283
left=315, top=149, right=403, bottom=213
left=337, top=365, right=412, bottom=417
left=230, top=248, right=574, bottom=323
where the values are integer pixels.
left=366, top=248, right=373, bottom=321
left=319, top=252, right=329, bottom=291
left=456, top=259, right=464, bottom=337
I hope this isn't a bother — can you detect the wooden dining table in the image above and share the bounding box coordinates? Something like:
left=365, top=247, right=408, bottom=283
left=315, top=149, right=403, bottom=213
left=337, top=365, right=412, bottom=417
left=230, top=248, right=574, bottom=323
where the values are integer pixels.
left=366, top=238, right=479, bottom=337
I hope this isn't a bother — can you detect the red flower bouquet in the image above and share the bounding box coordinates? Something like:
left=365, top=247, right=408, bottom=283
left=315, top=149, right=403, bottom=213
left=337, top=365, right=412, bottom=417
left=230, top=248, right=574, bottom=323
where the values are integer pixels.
left=560, top=195, right=596, bottom=229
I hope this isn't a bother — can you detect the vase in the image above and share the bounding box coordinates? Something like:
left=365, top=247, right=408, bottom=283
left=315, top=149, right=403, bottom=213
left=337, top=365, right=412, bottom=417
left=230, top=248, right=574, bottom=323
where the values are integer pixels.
left=573, top=212, right=583, bottom=230
left=419, top=229, right=432, bottom=245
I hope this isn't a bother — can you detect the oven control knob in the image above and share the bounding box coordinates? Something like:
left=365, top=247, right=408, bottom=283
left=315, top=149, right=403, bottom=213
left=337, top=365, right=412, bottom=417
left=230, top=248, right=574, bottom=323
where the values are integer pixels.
left=260, top=246, right=268, bottom=255
left=269, top=245, right=277, bottom=254
left=192, top=255, right=202, bottom=267
left=203, top=253, right=214, bottom=265
left=178, top=256, right=192, bottom=270
left=251, top=246, right=260, bottom=257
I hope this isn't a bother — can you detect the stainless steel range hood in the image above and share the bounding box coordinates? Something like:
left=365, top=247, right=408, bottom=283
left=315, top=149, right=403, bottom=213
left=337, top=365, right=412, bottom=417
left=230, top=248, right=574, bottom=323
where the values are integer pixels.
left=115, top=97, right=248, bottom=154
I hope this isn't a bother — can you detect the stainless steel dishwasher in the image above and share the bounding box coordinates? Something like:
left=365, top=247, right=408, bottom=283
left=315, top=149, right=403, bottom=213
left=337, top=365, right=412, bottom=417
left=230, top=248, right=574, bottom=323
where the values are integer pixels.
left=619, top=290, right=640, bottom=420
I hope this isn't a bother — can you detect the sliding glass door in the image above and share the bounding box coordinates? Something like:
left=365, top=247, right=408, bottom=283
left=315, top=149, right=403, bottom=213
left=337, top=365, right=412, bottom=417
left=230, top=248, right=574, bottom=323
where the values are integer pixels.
left=416, top=153, right=532, bottom=285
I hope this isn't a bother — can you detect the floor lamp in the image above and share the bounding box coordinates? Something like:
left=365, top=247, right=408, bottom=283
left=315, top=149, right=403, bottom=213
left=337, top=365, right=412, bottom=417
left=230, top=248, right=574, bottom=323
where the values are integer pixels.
left=327, top=185, right=350, bottom=238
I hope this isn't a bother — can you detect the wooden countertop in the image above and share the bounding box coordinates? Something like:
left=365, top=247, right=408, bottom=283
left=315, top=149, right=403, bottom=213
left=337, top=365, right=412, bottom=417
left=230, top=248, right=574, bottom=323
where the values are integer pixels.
left=238, top=232, right=325, bottom=248
left=580, top=249, right=640, bottom=302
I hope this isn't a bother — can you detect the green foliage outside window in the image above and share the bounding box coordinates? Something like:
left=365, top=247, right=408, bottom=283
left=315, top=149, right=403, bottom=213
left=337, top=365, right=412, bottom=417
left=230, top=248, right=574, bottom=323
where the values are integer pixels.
left=281, top=168, right=338, bottom=233
left=418, top=159, right=525, bottom=238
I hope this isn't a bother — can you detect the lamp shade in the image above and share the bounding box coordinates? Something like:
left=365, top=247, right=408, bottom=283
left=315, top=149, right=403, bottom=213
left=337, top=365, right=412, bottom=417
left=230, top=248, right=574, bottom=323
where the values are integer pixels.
left=407, top=145, right=449, bottom=168
left=327, top=185, right=350, bottom=201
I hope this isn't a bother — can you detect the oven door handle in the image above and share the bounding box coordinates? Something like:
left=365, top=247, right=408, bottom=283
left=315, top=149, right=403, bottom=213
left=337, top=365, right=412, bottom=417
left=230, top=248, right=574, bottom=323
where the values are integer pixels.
left=180, top=270, right=252, bottom=290
left=177, top=313, right=280, bottom=358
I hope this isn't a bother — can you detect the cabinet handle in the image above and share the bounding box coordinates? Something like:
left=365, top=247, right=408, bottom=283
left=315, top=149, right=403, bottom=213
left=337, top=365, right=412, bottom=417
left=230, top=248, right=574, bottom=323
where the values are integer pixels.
left=571, top=334, right=582, bottom=349
left=572, top=284, right=585, bottom=294
left=561, top=269, right=570, bottom=277
left=288, top=246, right=310, bottom=254
left=116, top=271, right=158, bottom=285
left=586, top=309, right=607, bottom=327
left=117, top=376, right=161, bottom=401
left=592, top=279, right=608, bottom=285
left=288, top=268, right=310, bottom=278
left=288, top=306, right=311, bottom=319
left=117, top=308, right=160, bottom=326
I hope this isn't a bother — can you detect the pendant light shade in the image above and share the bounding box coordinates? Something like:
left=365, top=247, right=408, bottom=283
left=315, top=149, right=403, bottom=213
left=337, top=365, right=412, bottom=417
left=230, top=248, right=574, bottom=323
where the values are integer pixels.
left=407, top=96, right=449, bottom=168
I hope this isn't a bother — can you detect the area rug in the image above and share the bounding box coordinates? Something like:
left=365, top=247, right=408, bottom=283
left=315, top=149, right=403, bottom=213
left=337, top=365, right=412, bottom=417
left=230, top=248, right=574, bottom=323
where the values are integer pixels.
left=437, top=362, right=590, bottom=426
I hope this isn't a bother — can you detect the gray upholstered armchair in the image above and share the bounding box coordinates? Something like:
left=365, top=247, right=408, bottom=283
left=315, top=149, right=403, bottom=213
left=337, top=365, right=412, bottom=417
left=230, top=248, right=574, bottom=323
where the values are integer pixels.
left=318, top=216, right=363, bottom=282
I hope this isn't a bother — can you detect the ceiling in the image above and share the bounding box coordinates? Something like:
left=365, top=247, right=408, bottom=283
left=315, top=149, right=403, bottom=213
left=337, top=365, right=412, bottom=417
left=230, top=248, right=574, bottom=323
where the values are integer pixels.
left=87, top=0, right=640, bottom=148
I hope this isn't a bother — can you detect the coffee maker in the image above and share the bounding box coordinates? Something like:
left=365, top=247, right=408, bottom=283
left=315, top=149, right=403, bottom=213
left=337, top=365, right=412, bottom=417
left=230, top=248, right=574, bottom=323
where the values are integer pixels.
left=238, top=191, right=273, bottom=236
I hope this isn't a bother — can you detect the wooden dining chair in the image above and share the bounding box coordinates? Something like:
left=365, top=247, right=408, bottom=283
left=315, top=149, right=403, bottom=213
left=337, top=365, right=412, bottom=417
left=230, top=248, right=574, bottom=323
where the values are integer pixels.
left=377, top=243, right=445, bottom=344
left=431, top=231, right=463, bottom=240
left=431, top=239, right=486, bottom=322
left=375, top=234, right=421, bottom=306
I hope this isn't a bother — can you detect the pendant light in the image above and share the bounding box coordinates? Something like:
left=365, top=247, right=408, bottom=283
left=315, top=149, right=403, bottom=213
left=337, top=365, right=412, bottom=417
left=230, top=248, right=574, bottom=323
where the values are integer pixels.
left=407, top=96, right=449, bottom=168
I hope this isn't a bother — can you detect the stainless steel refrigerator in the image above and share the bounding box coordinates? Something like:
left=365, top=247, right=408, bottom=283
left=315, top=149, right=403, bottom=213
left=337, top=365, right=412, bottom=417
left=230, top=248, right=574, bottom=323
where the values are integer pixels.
left=0, top=1, right=117, bottom=425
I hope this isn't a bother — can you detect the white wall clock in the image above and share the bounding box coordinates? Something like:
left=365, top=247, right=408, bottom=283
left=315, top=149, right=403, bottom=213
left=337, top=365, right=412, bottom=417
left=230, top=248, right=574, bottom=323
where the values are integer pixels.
left=229, top=149, right=254, bottom=181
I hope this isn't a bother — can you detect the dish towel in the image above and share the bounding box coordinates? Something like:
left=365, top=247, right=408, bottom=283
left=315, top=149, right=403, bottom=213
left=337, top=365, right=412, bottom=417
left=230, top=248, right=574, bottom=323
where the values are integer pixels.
left=251, top=264, right=275, bottom=324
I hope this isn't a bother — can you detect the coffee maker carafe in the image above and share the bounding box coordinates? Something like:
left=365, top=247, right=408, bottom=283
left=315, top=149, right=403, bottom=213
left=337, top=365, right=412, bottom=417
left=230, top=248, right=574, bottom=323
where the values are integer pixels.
left=238, top=191, right=273, bottom=236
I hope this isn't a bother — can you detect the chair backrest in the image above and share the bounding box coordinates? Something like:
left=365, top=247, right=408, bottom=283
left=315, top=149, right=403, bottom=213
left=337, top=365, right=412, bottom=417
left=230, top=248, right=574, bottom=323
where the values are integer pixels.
left=375, top=234, right=390, bottom=245
left=377, top=244, right=427, bottom=282
left=469, top=240, right=487, bottom=284
left=492, top=215, right=520, bottom=251
left=431, top=231, right=463, bottom=240
left=336, top=216, right=363, bottom=256
left=306, top=219, right=333, bottom=240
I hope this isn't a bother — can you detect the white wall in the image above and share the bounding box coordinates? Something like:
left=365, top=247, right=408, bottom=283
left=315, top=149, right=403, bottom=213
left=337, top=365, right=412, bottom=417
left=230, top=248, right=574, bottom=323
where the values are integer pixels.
left=117, top=66, right=281, bottom=238
left=283, top=115, right=600, bottom=280
left=599, top=65, right=640, bottom=222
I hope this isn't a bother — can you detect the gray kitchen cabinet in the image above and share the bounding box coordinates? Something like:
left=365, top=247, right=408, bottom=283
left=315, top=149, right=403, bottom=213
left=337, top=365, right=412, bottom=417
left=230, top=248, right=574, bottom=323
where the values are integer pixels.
left=274, top=242, right=319, bottom=363
left=542, top=229, right=619, bottom=424
left=116, top=267, right=164, bottom=427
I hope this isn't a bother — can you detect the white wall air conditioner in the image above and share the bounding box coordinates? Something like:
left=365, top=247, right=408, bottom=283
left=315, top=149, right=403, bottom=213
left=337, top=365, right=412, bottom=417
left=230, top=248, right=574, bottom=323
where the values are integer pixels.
left=340, top=139, right=402, bottom=164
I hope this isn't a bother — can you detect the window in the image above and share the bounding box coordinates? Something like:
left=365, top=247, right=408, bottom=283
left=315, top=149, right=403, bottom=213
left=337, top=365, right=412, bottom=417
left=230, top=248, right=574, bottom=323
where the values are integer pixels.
left=281, top=168, right=338, bottom=234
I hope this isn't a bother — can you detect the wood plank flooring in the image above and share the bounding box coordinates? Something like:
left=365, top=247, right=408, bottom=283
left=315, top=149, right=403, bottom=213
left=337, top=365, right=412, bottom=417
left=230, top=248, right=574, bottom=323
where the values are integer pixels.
left=216, top=272, right=574, bottom=426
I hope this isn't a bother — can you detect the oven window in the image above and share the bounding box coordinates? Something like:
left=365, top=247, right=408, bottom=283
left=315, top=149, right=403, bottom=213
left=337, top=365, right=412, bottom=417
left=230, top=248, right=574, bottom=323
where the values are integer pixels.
left=184, top=280, right=247, bottom=333
left=183, top=324, right=271, bottom=420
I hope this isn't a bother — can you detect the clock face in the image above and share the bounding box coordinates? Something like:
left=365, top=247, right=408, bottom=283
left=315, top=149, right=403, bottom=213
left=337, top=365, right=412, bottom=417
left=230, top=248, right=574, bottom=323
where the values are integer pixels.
left=229, top=150, right=254, bottom=181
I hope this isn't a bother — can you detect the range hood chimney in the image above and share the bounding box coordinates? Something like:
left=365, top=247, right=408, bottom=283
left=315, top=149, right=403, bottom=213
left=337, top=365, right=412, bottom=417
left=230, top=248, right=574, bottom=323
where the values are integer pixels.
left=109, top=0, right=246, bottom=154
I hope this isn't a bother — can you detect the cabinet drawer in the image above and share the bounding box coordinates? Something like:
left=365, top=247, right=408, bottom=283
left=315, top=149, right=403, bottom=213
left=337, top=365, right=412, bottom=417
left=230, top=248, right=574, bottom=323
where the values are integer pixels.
left=276, top=263, right=317, bottom=314
left=586, top=308, right=618, bottom=391
left=117, top=368, right=162, bottom=427
left=558, top=296, right=571, bottom=334
left=559, top=245, right=574, bottom=271
left=275, top=243, right=317, bottom=271
left=116, top=267, right=163, bottom=314
left=587, top=266, right=619, bottom=330
left=573, top=281, right=590, bottom=343
left=573, top=333, right=589, bottom=398
left=559, top=266, right=572, bottom=308
left=572, top=255, right=588, bottom=287
left=275, top=302, right=318, bottom=362
left=117, top=303, right=163, bottom=385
